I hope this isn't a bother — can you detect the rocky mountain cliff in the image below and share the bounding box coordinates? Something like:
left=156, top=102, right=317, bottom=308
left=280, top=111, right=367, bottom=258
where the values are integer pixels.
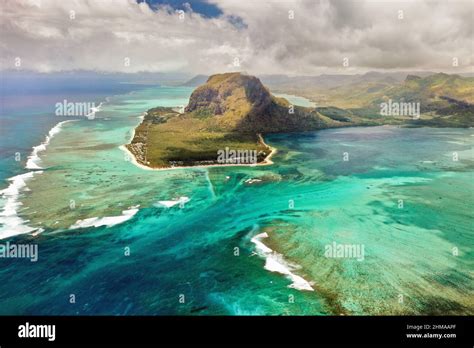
left=184, top=72, right=334, bottom=133
left=185, top=73, right=272, bottom=116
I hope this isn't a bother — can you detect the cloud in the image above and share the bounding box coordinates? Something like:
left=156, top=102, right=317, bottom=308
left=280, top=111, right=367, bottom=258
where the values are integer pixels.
left=211, top=0, right=473, bottom=74
left=0, top=0, right=472, bottom=74
left=0, top=0, right=245, bottom=73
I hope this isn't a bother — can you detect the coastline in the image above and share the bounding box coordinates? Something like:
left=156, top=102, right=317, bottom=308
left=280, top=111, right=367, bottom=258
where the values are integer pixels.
left=121, top=118, right=277, bottom=171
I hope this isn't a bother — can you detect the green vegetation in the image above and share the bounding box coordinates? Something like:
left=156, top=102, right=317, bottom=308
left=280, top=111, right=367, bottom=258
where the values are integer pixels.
left=127, top=72, right=350, bottom=168
left=127, top=72, right=473, bottom=169
left=281, top=73, right=474, bottom=127
left=128, top=110, right=270, bottom=167
left=315, top=107, right=352, bottom=122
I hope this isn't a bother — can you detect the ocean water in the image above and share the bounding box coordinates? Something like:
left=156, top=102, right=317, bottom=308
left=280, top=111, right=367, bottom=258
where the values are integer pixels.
left=0, top=74, right=147, bottom=183
left=0, top=84, right=472, bottom=315
left=273, top=93, right=316, bottom=107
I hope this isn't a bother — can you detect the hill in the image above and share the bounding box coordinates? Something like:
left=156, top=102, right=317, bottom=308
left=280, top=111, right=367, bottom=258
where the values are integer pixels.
left=181, top=74, right=209, bottom=87
left=278, top=73, right=474, bottom=127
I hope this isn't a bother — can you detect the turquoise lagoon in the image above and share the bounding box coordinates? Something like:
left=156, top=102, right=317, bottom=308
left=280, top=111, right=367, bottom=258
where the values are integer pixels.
left=0, top=85, right=472, bottom=315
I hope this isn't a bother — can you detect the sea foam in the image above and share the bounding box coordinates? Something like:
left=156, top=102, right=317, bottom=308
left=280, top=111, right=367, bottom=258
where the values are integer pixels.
left=69, top=207, right=139, bottom=229
left=155, top=196, right=190, bottom=208
left=26, top=120, right=75, bottom=170
left=0, top=120, right=74, bottom=239
left=0, top=172, right=44, bottom=239
left=251, top=232, right=314, bottom=291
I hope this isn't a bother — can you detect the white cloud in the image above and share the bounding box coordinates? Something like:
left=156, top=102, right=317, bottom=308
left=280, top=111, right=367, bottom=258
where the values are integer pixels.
left=211, top=0, right=473, bottom=74
left=0, top=0, right=472, bottom=74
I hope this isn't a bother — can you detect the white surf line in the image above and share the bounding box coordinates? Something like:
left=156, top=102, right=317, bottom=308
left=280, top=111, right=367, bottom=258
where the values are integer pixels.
left=244, top=178, right=263, bottom=184
left=154, top=197, right=190, bottom=208
left=0, top=172, right=44, bottom=239
left=27, top=99, right=106, bottom=169
left=25, top=119, right=77, bottom=170
left=251, top=231, right=314, bottom=291
left=69, top=206, right=140, bottom=229
left=0, top=120, right=77, bottom=239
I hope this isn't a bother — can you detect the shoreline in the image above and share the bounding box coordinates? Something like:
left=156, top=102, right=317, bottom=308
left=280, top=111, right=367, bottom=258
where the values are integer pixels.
left=121, top=118, right=277, bottom=171
left=120, top=143, right=277, bottom=172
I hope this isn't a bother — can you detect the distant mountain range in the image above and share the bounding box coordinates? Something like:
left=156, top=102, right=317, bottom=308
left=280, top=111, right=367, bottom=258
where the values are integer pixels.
left=311, top=73, right=474, bottom=127
left=182, top=71, right=474, bottom=89
left=181, top=74, right=209, bottom=87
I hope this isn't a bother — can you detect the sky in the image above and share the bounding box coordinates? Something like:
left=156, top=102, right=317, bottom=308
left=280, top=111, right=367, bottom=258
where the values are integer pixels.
left=0, top=0, right=472, bottom=75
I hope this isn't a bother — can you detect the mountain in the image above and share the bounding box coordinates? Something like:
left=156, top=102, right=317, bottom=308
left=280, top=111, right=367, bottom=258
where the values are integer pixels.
left=370, top=73, right=474, bottom=127
left=274, top=72, right=473, bottom=127
left=385, top=73, right=474, bottom=105
left=181, top=74, right=209, bottom=87
left=259, top=71, right=436, bottom=92
left=185, top=73, right=272, bottom=118
left=184, top=72, right=334, bottom=133
left=126, top=73, right=344, bottom=168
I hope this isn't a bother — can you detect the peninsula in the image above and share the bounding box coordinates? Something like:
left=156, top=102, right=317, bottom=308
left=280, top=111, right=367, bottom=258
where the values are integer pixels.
left=126, top=72, right=473, bottom=169
left=125, top=72, right=342, bottom=168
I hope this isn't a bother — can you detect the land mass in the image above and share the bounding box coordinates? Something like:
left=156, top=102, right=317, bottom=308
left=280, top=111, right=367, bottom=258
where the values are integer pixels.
left=126, top=72, right=340, bottom=168
left=266, top=72, right=474, bottom=127
left=126, top=72, right=473, bottom=169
